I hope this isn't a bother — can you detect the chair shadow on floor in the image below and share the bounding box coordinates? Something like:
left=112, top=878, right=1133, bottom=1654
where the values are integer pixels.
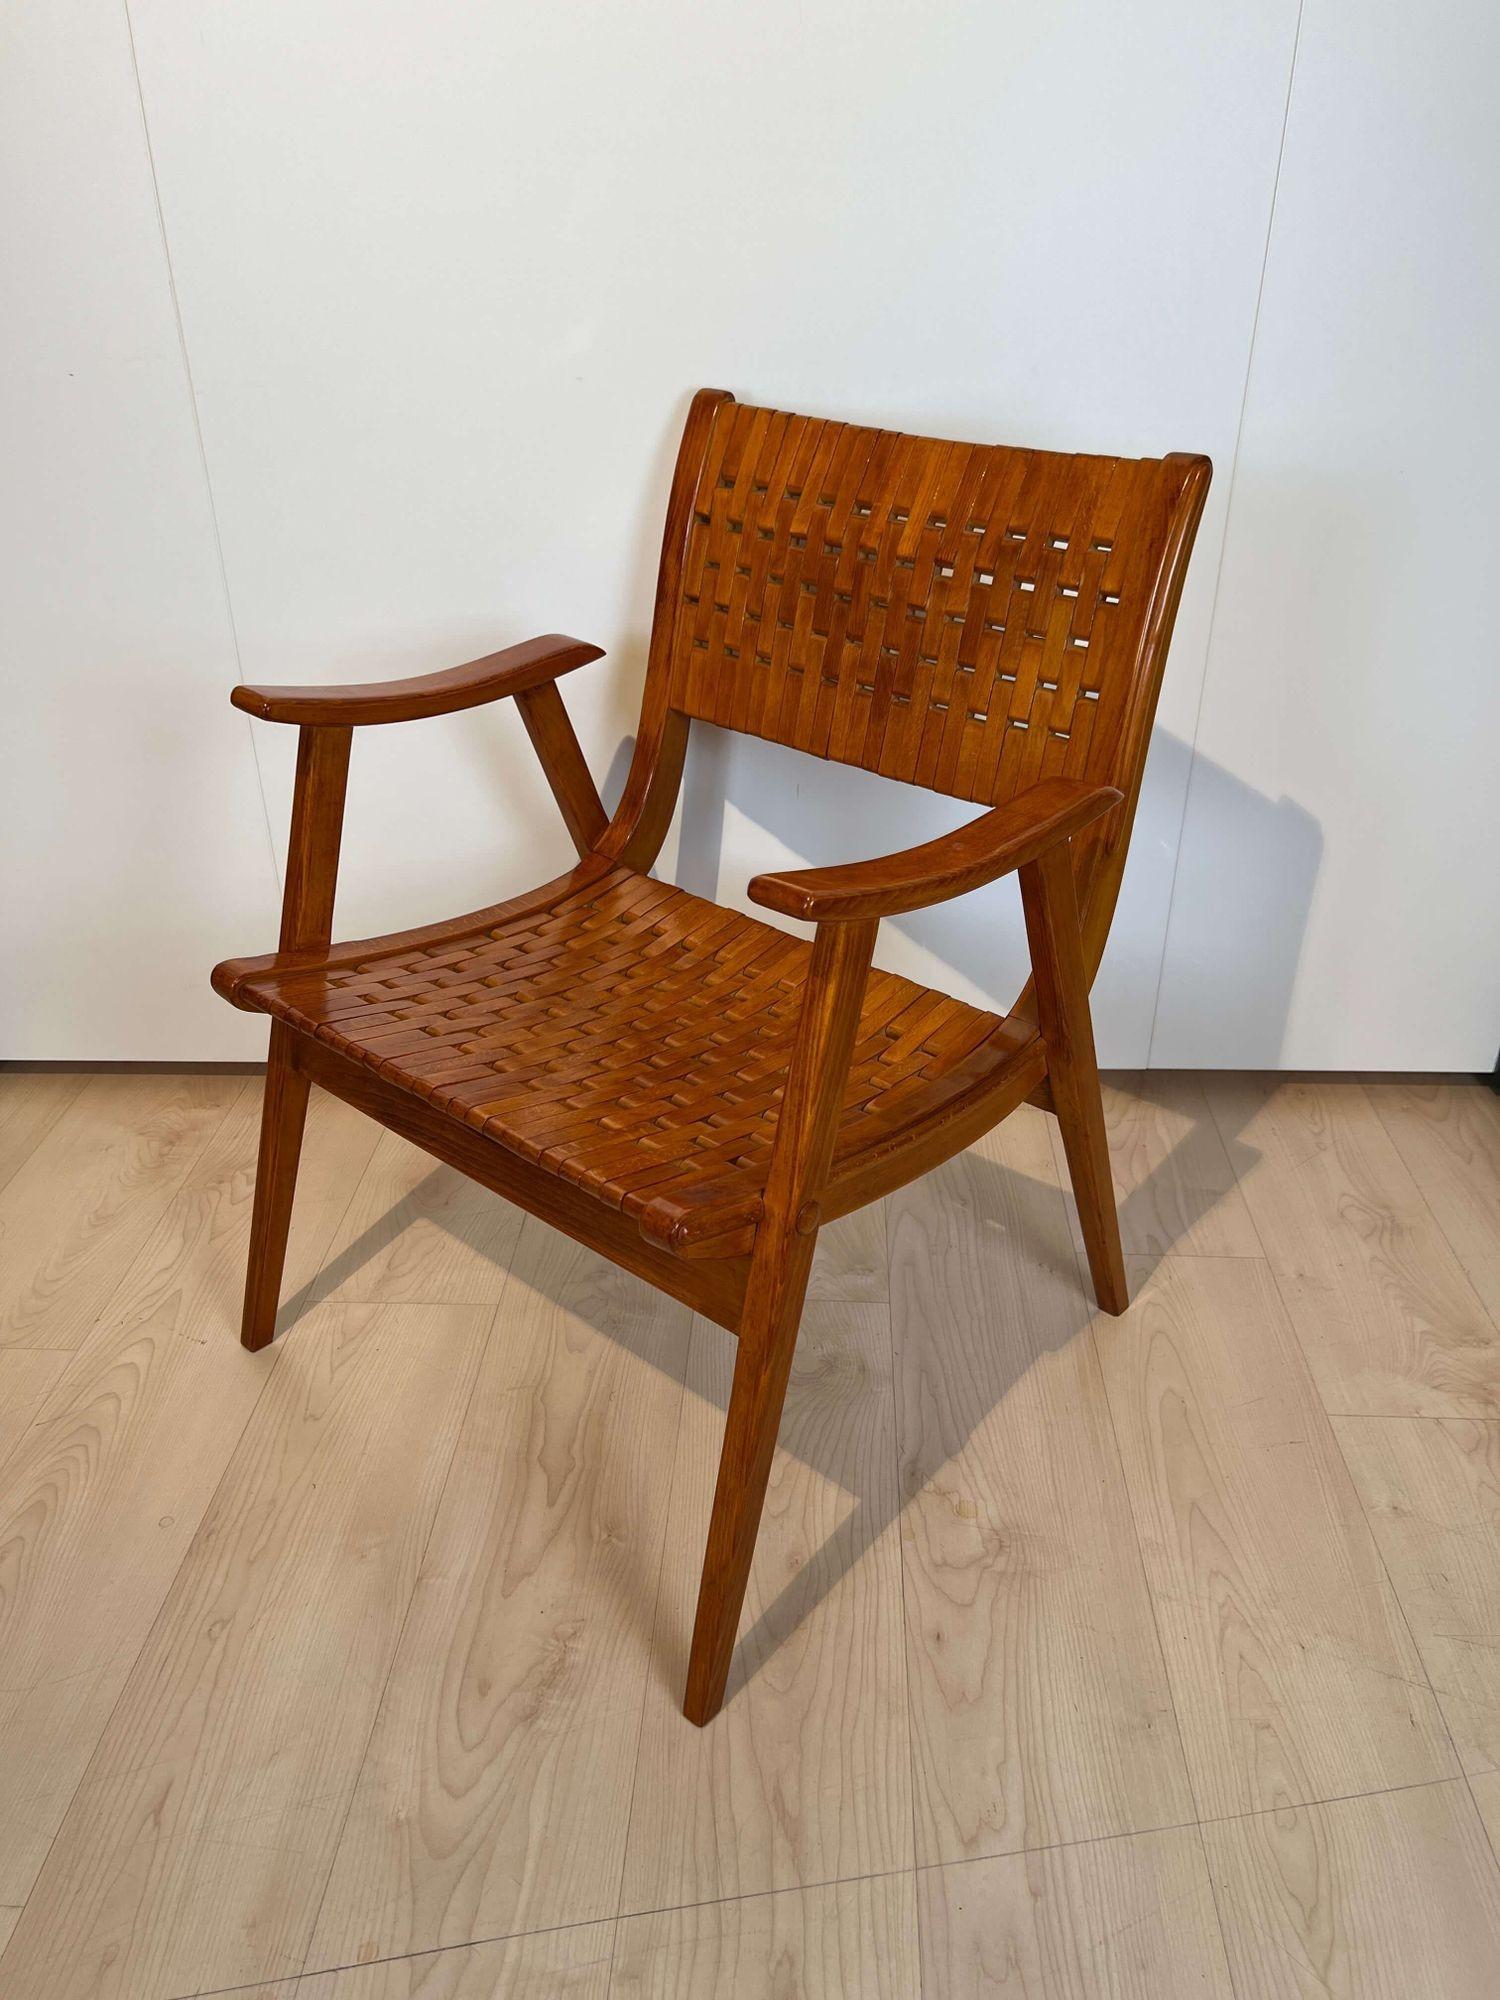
left=272, top=1071, right=1268, bottom=1710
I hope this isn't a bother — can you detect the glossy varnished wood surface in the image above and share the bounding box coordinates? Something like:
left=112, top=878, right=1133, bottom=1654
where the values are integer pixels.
left=212, top=393, right=1211, bottom=1731
left=1, top=1068, right=1498, bottom=1997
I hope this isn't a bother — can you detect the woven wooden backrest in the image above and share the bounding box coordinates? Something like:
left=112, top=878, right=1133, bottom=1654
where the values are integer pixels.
left=664, top=396, right=1206, bottom=817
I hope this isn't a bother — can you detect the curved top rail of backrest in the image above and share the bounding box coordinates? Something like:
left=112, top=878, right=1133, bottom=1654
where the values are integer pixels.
left=624, top=389, right=1210, bottom=981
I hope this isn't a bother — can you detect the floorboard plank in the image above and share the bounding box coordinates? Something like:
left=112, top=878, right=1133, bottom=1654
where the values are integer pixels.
left=0, top=1299, right=491, bottom=2000
left=807, top=1198, right=889, bottom=1303
left=1335, top=1414, right=1500, bottom=1775
left=621, top=1303, right=911, bottom=1912
left=271, top=1919, right=617, bottom=1998
left=0, top=1348, right=69, bottom=1475
left=1364, top=1078, right=1500, bottom=1319
left=3, top=1071, right=1497, bottom=1996
left=893, top=1109, right=1193, bottom=1867
left=309, top=1128, right=527, bottom=1306
left=1205, top=1780, right=1500, bottom=1999
left=0, top=1087, right=378, bottom=1915
left=917, top=1823, right=1232, bottom=1998
left=1099, top=1254, right=1454, bottom=1819
left=0, top=1074, right=243, bottom=1350
left=611, top=1873, right=918, bottom=1999
left=1205, top=1076, right=1499, bottom=1417
left=0, top=1072, right=88, bottom=1197
left=306, top=1225, right=691, bottom=1969
left=1473, top=1768, right=1500, bottom=1856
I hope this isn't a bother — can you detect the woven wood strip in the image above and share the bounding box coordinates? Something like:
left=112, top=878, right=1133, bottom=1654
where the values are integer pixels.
left=241, top=864, right=1004, bottom=1245
left=669, top=400, right=1174, bottom=807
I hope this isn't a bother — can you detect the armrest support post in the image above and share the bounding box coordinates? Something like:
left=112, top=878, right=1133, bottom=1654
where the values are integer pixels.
left=514, top=681, right=608, bottom=856
left=280, top=725, right=351, bottom=954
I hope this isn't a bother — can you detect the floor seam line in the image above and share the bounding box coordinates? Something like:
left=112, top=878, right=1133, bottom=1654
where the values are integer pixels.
left=175, top=1860, right=922, bottom=2000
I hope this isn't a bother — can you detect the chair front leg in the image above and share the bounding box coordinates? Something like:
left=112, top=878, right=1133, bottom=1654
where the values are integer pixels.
left=1018, top=839, right=1129, bottom=1316
left=242, top=1022, right=311, bottom=1350
left=240, top=724, right=351, bottom=1350
left=683, top=915, right=878, bottom=1725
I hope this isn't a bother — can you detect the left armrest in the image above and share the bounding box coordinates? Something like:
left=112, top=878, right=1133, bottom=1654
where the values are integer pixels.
left=749, top=777, right=1121, bottom=923
left=230, top=632, right=603, bottom=727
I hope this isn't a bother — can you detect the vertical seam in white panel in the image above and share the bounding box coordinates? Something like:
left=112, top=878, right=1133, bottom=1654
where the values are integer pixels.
left=119, top=0, right=284, bottom=896
left=1144, top=0, right=1308, bottom=1066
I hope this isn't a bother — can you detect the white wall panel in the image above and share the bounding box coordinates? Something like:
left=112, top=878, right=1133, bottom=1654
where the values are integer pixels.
left=1151, top=0, right=1500, bottom=1069
left=1, top=0, right=280, bottom=1059
left=126, top=0, right=1301, bottom=1061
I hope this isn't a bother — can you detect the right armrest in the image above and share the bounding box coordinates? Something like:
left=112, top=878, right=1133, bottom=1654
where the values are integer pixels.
left=230, top=632, right=603, bottom=727
left=749, top=778, right=1120, bottom=923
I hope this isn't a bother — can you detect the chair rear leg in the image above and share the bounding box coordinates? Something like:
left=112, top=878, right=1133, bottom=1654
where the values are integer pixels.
left=241, top=1023, right=311, bottom=1351
left=684, top=1253, right=811, bottom=1726
left=1051, top=1049, right=1129, bottom=1317
left=1020, top=843, right=1129, bottom=1317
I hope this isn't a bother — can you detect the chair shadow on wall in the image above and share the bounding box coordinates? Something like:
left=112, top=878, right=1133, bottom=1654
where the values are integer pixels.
left=276, top=726, right=1321, bottom=1708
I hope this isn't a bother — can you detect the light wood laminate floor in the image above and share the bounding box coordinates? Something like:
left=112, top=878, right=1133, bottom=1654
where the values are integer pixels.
left=1, top=1069, right=1498, bottom=1998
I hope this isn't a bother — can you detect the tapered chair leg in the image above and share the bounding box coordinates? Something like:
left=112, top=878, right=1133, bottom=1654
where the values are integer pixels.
left=684, top=1256, right=811, bottom=1726
left=683, top=915, right=877, bottom=1725
left=1020, top=842, right=1129, bottom=1316
left=241, top=1023, right=311, bottom=1351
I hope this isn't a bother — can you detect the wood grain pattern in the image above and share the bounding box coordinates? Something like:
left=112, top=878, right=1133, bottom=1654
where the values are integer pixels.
left=0, top=1072, right=240, bottom=1349
left=0, top=1085, right=377, bottom=1913
left=892, top=1109, right=1192, bottom=1865
left=280, top=1920, right=616, bottom=1999
left=306, top=1225, right=691, bottom=1967
left=0, top=1300, right=491, bottom=2000
left=1472, top=1767, right=1500, bottom=1853
left=1098, top=1254, right=1454, bottom=1819
left=1206, top=1076, right=1499, bottom=1417
left=0, top=1072, right=87, bottom=1196
left=917, top=1825, right=1232, bottom=1998
left=611, top=1873, right=918, bottom=2000
left=806, top=1195, right=888, bottom=1303
left=1365, top=1077, right=1500, bottom=1318
left=1204, top=1781, right=1500, bottom=1999
left=6, top=1072, right=1500, bottom=1984
left=1052, top=1070, right=1262, bottom=1261
left=1335, top=1413, right=1500, bottom=1775
left=314, top=1127, right=527, bottom=1305
left=0, top=1348, right=68, bottom=1475
left=621, top=1304, right=910, bottom=1911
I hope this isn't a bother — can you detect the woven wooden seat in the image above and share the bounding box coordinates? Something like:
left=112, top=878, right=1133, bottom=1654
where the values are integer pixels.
left=214, top=389, right=1210, bottom=1724
left=229, top=857, right=1015, bottom=1257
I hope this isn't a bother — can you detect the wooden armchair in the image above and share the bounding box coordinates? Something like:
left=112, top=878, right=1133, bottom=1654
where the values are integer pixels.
left=213, top=391, right=1210, bottom=1724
